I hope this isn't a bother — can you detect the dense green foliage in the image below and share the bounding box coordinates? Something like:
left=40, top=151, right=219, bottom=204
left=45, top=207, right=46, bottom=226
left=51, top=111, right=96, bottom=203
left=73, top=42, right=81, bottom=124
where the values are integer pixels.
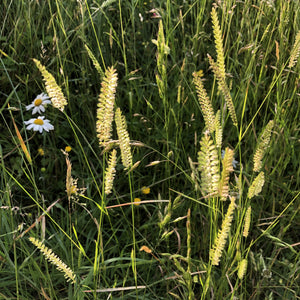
left=1, top=0, right=299, bottom=299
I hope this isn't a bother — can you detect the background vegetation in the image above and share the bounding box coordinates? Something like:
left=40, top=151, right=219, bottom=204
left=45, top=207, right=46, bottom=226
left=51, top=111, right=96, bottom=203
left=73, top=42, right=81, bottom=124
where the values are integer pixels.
left=0, top=0, right=299, bottom=299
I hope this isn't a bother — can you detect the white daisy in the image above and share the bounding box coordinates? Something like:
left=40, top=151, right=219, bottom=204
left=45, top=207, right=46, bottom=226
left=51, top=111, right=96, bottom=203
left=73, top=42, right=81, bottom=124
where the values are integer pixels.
left=26, top=93, right=52, bottom=114
left=24, top=116, right=54, bottom=133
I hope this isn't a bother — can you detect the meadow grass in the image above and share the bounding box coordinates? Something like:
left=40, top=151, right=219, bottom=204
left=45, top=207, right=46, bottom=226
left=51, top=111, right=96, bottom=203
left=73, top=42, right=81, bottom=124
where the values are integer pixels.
left=0, top=0, right=299, bottom=299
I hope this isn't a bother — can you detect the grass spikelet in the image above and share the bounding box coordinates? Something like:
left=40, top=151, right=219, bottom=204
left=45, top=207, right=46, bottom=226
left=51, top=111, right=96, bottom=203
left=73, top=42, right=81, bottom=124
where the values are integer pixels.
left=193, top=72, right=216, bottom=133
left=152, top=20, right=169, bottom=100
left=208, top=54, right=238, bottom=126
left=211, top=7, right=226, bottom=81
left=243, top=206, right=251, bottom=237
left=238, top=258, right=248, bottom=280
left=96, top=66, right=118, bottom=146
left=253, top=120, right=274, bottom=172
left=198, top=132, right=219, bottom=196
left=29, top=237, right=76, bottom=284
left=115, top=107, right=132, bottom=170
left=105, top=149, right=117, bottom=195
left=219, top=147, right=234, bottom=200
left=62, top=150, right=85, bottom=200
left=210, top=197, right=236, bottom=266
left=288, top=30, right=300, bottom=68
left=64, top=150, right=73, bottom=199
left=247, top=171, right=265, bottom=199
left=84, top=44, right=104, bottom=78
left=215, top=110, right=223, bottom=148
left=260, top=23, right=271, bottom=43
left=155, top=20, right=169, bottom=80
left=33, top=59, right=67, bottom=112
left=158, top=199, right=172, bottom=229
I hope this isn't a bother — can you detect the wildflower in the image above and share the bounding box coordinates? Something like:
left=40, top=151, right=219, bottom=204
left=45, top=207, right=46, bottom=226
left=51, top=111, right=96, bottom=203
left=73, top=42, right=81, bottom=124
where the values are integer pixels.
left=37, top=147, right=45, bottom=156
left=134, top=198, right=141, bottom=205
left=141, top=186, right=150, bottom=194
left=65, top=146, right=72, bottom=152
left=24, top=116, right=54, bottom=133
left=26, top=93, right=51, bottom=114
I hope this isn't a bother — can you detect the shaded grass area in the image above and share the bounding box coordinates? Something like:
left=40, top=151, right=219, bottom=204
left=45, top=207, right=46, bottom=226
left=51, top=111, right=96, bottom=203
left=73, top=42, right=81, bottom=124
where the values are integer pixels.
left=0, top=0, right=299, bottom=299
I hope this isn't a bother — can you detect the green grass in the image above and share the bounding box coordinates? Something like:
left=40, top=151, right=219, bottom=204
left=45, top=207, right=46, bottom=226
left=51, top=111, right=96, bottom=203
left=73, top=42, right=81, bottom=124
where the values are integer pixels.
left=1, top=0, right=299, bottom=299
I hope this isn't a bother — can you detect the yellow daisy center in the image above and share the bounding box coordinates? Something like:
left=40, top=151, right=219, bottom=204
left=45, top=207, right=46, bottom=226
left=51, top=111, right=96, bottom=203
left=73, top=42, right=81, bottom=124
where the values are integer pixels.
left=34, top=98, right=43, bottom=106
left=34, top=119, right=44, bottom=125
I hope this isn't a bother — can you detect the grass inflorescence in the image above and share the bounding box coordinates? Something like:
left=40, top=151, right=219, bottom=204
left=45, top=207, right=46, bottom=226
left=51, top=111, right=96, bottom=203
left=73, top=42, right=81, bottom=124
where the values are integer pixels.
left=0, top=0, right=299, bottom=299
